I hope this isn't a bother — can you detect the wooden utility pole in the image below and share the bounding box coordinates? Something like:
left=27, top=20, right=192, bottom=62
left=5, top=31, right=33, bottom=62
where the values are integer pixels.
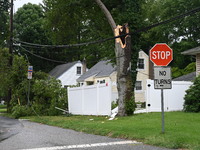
left=9, top=0, right=13, bottom=65
left=7, top=0, right=13, bottom=111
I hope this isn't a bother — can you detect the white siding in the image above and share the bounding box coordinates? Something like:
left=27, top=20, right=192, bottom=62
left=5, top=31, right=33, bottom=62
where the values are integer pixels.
left=58, top=62, right=83, bottom=86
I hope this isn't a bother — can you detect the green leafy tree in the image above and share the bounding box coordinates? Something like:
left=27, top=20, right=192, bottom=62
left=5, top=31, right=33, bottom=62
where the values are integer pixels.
left=10, top=69, right=68, bottom=117
left=184, top=75, right=200, bottom=112
left=0, top=0, right=9, bottom=47
left=0, top=48, right=10, bottom=98
left=14, top=3, right=54, bottom=72
left=43, top=0, right=114, bottom=67
left=9, top=55, right=28, bottom=112
left=32, top=77, right=68, bottom=116
left=10, top=71, right=48, bottom=109
left=141, top=0, right=200, bottom=68
left=172, top=62, right=196, bottom=79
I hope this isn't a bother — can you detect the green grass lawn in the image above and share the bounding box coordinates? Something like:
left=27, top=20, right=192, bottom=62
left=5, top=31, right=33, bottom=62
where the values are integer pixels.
left=0, top=105, right=7, bottom=113
left=23, top=112, right=200, bottom=150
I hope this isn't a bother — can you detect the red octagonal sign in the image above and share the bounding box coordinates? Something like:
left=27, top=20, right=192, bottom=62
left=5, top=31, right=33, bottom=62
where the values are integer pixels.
left=150, top=43, right=173, bottom=66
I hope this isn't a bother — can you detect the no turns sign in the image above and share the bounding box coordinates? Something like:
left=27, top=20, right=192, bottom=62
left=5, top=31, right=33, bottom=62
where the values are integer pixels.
left=154, top=67, right=172, bottom=89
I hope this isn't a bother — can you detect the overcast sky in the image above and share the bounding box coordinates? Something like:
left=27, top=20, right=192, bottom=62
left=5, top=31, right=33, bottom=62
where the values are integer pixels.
left=14, top=0, right=43, bottom=12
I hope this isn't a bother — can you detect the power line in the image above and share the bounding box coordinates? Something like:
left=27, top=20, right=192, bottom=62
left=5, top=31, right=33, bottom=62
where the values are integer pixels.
left=13, top=43, right=125, bottom=64
left=14, top=6, right=200, bottom=49
left=14, top=37, right=114, bottom=49
left=135, top=6, right=200, bottom=33
left=17, top=45, right=66, bottom=64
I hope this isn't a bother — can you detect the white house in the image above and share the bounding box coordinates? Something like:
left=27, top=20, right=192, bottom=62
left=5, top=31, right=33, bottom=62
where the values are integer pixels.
left=49, top=61, right=86, bottom=87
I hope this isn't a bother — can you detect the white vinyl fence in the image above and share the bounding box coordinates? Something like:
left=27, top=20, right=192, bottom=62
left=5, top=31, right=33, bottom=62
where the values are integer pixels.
left=146, top=79, right=193, bottom=112
left=68, top=83, right=112, bottom=116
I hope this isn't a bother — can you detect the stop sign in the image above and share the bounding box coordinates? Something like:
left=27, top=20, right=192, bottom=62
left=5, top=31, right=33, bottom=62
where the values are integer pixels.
left=149, top=43, right=173, bottom=66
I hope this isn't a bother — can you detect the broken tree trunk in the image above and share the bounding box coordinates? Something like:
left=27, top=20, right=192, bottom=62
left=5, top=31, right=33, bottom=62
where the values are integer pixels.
left=115, top=24, right=134, bottom=116
left=95, top=0, right=135, bottom=116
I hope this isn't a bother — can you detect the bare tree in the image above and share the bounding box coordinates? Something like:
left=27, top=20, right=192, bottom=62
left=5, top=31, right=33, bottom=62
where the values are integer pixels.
left=95, top=0, right=134, bottom=116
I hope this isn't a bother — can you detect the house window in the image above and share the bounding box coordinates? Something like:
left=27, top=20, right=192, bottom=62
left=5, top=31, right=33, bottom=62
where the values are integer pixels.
left=135, top=81, right=142, bottom=90
left=77, top=67, right=81, bottom=75
left=100, top=80, right=105, bottom=84
left=138, top=59, right=144, bottom=69
left=78, top=83, right=84, bottom=86
left=87, top=81, right=94, bottom=85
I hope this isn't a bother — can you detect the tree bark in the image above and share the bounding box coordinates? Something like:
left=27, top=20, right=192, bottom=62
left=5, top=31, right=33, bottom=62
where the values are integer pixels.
left=115, top=24, right=133, bottom=116
left=95, top=0, right=134, bottom=116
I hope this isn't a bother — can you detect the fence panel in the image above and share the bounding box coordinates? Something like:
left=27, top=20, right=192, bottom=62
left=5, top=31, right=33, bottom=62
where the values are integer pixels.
left=68, top=83, right=112, bottom=116
left=68, top=87, right=83, bottom=114
left=98, top=84, right=111, bottom=115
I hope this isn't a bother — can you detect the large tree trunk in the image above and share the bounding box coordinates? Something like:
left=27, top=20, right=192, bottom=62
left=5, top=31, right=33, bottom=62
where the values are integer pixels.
left=95, top=0, right=134, bottom=116
left=115, top=24, right=133, bottom=116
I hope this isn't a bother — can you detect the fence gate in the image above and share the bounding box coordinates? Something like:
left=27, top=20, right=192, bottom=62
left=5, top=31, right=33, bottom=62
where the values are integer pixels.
left=146, top=79, right=192, bottom=112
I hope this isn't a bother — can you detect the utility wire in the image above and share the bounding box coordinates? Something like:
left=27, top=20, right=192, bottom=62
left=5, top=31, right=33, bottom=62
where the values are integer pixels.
left=14, top=6, right=200, bottom=49
left=17, top=44, right=125, bottom=63
left=135, top=6, right=200, bottom=33
left=16, top=45, right=66, bottom=64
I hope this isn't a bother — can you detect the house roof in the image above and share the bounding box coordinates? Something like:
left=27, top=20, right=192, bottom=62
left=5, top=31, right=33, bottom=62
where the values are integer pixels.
left=49, top=61, right=79, bottom=78
left=181, top=46, right=200, bottom=55
left=173, top=72, right=196, bottom=81
left=77, top=60, right=116, bottom=82
left=139, top=49, right=149, bottom=56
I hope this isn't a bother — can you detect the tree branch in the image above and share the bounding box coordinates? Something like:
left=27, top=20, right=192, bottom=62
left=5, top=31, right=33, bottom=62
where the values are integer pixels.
left=95, top=0, right=117, bottom=32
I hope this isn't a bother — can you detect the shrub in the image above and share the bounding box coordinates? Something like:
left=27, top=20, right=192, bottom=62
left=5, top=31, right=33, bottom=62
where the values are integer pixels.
left=183, top=75, right=200, bottom=112
left=11, top=105, right=32, bottom=119
left=32, top=77, right=68, bottom=116
left=111, top=100, right=118, bottom=110
left=125, top=96, right=136, bottom=115
left=10, top=71, right=68, bottom=116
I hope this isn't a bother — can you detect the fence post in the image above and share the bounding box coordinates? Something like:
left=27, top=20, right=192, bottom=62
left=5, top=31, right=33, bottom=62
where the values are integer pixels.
left=67, top=87, right=70, bottom=113
left=146, top=79, right=152, bottom=113
left=82, top=85, right=84, bottom=114
left=109, top=81, right=112, bottom=115
left=97, top=83, right=99, bottom=115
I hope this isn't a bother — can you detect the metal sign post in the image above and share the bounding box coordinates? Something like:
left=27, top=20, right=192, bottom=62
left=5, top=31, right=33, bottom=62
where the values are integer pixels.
left=27, top=66, right=33, bottom=105
left=154, top=66, right=172, bottom=133
left=150, top=43, right=173, bottom=134
left=161, top=89, right=165, bottom=133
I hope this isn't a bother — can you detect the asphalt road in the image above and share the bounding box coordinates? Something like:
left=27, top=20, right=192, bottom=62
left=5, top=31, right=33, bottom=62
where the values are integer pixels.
left=0, top=116, right=175, bottom=150
left=0, top=116, right=23, bottom=142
